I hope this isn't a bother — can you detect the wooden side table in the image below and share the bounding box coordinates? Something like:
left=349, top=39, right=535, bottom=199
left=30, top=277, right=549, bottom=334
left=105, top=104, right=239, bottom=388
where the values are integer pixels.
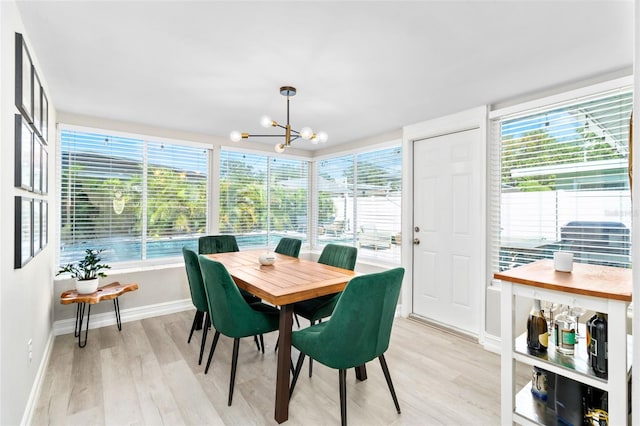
left=60, top=281, right=138, bottom=347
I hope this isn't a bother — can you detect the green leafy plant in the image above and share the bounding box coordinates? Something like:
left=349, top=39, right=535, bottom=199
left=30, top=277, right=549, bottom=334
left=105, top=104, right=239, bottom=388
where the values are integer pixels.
left=56, top=249, right=111, bottom=281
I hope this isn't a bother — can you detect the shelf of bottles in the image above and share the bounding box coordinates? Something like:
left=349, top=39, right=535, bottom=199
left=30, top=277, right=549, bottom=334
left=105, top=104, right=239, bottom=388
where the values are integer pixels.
left=499, top=277, right=631, bottom=426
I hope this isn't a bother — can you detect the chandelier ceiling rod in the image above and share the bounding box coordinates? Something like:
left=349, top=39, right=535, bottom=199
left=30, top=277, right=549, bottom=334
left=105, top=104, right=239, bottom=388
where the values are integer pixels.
left=230, top=86, right=328, bottom=153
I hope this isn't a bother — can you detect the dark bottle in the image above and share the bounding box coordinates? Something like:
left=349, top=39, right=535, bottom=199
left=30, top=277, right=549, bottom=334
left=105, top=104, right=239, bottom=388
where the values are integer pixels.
left=526, top=299, right=548, bottom=354
left=587, top=312, right=608, bottom=378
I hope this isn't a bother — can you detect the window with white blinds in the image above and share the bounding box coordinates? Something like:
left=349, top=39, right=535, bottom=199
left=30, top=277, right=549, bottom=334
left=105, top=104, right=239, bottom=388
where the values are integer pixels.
left=219, top=150, right=308, bottom=248
left=492, top=87, right=632, bottom=272
left=59, top=128, right=209, bottom=265
left=315, top=145, right=402, bottom=264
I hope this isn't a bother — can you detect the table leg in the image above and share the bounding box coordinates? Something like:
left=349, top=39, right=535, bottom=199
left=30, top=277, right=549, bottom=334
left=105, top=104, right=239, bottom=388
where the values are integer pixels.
left=275, top=304, right=294, bottom=423
left=75, top=303, right=90, bottom=348
left=113, top=298, right=122, bottom=331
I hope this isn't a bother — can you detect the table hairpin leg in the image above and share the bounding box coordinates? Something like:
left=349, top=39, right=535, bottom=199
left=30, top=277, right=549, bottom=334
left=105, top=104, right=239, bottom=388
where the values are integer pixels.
left=74, top=302, right=91, bottom=348
left=113, top=298, right=122, bottom=331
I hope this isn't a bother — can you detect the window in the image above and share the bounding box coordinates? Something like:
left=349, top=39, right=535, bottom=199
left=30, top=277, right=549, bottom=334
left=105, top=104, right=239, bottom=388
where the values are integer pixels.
left=315, top=145, right=402, bottom=264
left=219, top=150, right=309, bottom=248
left=59, top=127, right=209, bottom=265
left=491, top=87, right=632, bottom=272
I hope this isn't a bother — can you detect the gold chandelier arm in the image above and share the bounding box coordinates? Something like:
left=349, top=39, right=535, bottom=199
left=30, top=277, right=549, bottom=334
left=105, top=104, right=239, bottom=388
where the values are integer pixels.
left=245, top=134, right=289, bottom=138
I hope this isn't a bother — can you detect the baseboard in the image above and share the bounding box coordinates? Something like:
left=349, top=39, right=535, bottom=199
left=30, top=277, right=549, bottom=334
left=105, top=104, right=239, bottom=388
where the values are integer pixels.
left=408, top=314, right=479, bottom=343
left=53, top=298, right=193, bottom=336
left=20, top=330, right=55, bottom=426
left=482, top=333, right=501, bottom=354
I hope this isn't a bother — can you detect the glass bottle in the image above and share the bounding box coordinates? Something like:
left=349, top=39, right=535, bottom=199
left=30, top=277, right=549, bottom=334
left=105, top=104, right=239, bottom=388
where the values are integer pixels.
left=530, top=366, right=548, bottom=400
left=554, top=307, right=576, bottom=355
left=526, top=299, right=548, bottom=354
left=587, top=312, right=608, bottom=378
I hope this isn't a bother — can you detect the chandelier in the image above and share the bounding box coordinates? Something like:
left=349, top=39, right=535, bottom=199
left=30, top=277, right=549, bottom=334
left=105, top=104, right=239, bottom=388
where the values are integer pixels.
left=230, top=86, right=328, bottom=152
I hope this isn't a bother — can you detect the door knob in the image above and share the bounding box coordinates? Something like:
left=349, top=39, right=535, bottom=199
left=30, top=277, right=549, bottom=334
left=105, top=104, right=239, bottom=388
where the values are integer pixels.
left=414, top=226, right=420, bottom=232
left=413, top=238, right=420, bottom=245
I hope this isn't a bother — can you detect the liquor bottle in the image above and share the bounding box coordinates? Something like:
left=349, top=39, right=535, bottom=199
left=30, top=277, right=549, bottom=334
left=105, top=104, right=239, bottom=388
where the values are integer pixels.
left=526, top=299, right=548, bottom=353
left=554, top=307, right=576, bottom=355
left=587, top=312, right=608, bottom=378
left=530, top=366, right=548, bottom=400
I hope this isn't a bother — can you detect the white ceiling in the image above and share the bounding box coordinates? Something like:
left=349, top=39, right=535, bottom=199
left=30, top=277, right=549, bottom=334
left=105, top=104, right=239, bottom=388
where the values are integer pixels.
left=16, top=1, right=633, bottom=151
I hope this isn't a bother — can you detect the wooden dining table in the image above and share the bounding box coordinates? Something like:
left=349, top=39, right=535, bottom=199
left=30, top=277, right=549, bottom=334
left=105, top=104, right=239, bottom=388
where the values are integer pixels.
left=205, top=249, right=357, bottom=423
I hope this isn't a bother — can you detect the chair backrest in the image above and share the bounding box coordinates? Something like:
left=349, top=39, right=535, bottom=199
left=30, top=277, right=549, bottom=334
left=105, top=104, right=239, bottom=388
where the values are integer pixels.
left=182, top=247, right=208, bottom=313
left=274, top=238, right=302, bottom=258
left=198, top=235, right=240, bottom=255
left=306, top=267, right=405, bottom=369
left=317, top=244, right=358, bottom=271
left=197, top=255, right=266, bottom=338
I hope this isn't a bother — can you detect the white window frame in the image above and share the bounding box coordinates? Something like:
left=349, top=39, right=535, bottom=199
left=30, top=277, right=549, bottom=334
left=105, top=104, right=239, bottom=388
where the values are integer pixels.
left=311, top=139, right=403, bottom=265
left=57, top=123, right=213, bottom=269
left=488, top=76, right=633, bottom=279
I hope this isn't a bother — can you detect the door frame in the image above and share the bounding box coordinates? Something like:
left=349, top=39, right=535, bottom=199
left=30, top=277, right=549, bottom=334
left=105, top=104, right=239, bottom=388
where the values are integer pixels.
left=401, top=106, right=488, bottom=343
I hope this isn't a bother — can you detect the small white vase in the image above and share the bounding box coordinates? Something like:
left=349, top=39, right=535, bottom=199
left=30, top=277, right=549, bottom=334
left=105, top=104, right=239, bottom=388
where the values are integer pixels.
left=258, top=252, right=275, bottom=266
left=75, top=278, right=99, bottom=294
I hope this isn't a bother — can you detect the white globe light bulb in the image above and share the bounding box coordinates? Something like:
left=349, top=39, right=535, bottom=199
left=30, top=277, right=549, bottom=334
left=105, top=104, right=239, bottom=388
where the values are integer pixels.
left=261, top=115, right=274, bottom=128
left=316, top=131, right=328, bottom=143
left=300, top=127, right=314, bottom=140
left=275, top=143, right=285, bottom=153
left=230, top=131, right=242, bottom=142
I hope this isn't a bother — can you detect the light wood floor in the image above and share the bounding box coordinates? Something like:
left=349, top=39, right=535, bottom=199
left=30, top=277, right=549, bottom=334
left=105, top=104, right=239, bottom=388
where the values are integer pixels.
left=32, top=311, right=514, bottom=425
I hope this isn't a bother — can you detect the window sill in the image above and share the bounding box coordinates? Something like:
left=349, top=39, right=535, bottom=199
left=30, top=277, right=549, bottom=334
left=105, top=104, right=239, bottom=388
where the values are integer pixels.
left=54, top=258, right=185, bottom=281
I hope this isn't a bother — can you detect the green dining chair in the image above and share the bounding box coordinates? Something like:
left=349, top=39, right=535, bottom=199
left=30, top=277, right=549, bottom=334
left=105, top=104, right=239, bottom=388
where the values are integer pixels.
left=182, top=247, right=211, bottom=365
left=290, top=267, right=405, bottom=426
left=293, top=243, right=357, bottom=375
left=198, top=234, right=239, bottom=254
left=274, top=237, right=302, bottom=258
left=197, top=255, right=280, bottom=406
left=198, top=234, right=261, bottom=305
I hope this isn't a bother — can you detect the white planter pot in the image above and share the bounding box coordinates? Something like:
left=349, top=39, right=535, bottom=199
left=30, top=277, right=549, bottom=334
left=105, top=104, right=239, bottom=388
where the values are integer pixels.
left=75, top=278, right=99, bottom=294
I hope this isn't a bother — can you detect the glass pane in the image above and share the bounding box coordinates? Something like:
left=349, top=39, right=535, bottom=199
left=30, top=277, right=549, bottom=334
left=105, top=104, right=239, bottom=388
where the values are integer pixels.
left=60, top=130, right=144, bottom=264
left=145, top=141, right=208, bottom=259
left=219, top=151, right=268, bottom=248
left=316, top=155, right=354, bottom=246
left=356, top=146, right=402, bottom=263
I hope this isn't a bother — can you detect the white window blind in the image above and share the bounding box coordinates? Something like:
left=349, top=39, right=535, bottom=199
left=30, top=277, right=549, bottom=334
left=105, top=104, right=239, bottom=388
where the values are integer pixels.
left=493, top=88, right=632, bottom=271
left=59, top=128, right=209, bottom=264
left=219, top=150, right=308, bottom=248
left=145, top=141, right=209, bottom=259
left=315, top=145, right=402, bottom=264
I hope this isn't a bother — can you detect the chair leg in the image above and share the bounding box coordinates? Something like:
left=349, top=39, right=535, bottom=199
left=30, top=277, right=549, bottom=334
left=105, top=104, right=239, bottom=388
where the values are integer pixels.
left=204, top=331, right=220, bottom=374
left=339, top=369, right=347, bottom=426
left=198, top=313, right=210, bottom=365
left=188, top=310, right=200, bottom=343
left=379, top=354, right=401, bottom=414
left=254, top=335, right=261, bottom=351
left=290, top=352, right=306, bottom=398
left=274, top=336, right=279, bottom=352
left=308, top=320, right=315, bottom=377
left=228, top=338, right=240, bottom=406
left=259, top=334, right=265, bottom=354
left=294, top=313, right=300, bottom=328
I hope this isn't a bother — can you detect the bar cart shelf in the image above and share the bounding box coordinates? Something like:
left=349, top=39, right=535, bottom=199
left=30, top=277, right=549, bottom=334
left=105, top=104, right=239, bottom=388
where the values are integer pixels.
left=494, top=259, right=632, bottom=425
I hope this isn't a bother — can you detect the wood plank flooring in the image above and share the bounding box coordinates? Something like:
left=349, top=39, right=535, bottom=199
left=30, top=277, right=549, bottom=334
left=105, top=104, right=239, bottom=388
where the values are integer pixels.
left=32, top=311, right=516, bottom=425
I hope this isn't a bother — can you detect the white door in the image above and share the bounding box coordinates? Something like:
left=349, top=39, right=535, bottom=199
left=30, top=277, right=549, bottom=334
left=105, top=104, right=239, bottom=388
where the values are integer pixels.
left=412, top=128, right=482, bottom=336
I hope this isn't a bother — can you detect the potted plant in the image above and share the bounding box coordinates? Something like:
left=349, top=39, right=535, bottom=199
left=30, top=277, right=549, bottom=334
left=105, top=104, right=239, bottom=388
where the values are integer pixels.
left=57, top=249, right=111, bottom=294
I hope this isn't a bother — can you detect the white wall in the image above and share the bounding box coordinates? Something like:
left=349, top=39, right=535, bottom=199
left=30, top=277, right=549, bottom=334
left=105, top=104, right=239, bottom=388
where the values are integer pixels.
left=632, top=0, right=639, bottom=419
left=1, top=2, right=56, bottom=424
